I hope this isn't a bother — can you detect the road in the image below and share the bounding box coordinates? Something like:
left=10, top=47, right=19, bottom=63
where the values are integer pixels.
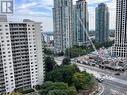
left=102, top=80, right=127, bottom=95
left=55, top=57, right=127, bottom=95
left=76, top=63, right=127, bottom=95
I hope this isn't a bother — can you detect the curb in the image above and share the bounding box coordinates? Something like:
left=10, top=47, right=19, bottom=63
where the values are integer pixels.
left=96, top=83, right=104, bottom=95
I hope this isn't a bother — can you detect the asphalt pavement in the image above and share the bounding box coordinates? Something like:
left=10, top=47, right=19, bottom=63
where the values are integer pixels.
left=76, top=63, right=127, bottom=95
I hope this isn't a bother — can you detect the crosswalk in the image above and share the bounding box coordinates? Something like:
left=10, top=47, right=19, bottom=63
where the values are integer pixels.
left=110, top=89, right=125, bottom=95
left=77, top=64, right=127, bottom=95
left=78, top=64, right=127, bottom=86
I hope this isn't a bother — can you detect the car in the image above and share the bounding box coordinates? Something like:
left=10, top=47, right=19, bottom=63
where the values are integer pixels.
left=115, top=72, right=120, bottom=75
left=96, top=77, right=104, bottom=83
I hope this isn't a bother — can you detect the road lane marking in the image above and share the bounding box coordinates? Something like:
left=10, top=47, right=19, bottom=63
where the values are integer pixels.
left=110, top=89, right=125, bottom=95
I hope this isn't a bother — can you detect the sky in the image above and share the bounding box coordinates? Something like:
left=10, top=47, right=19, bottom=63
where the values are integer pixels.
left=10, top=0, right=116, bottom=32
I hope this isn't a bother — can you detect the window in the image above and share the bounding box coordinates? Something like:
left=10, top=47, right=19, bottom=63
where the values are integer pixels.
left=6, top=33, right=9, bottom=35
left=10, top=76, right=13, bottom=78
left=65, top=1, right=67, bottom=6
left=7, top=44, right=10, bottom=46
left=5, top=25, right=8, bottom=27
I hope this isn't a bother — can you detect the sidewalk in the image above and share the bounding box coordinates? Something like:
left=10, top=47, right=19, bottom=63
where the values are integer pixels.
left=77, top=83, right=104, bottom=95
left=93, top=83, right=104, bottom=95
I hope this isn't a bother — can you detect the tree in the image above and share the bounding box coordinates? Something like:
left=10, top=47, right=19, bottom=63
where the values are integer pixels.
left=5, top=92, right=24, bottom=95
left=72, top=72, right=95, bottom=91
left=38, top=81, right=77, bottom=95
left=62, top=57, right=71, bottom=66
left=44, top=56, right=57, bottom=73
left=45, top=65, right=80, bottom=85
left=65, top=47, right=85, bottom=58
left=44, top=48, right=54, bottom=55
left=65, top=41, right=114, bottom=58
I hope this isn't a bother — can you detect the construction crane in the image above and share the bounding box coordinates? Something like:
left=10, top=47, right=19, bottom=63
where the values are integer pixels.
left=78, top=15, right=99, bottom=56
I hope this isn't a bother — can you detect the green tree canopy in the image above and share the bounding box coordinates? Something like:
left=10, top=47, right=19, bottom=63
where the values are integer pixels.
left=45, top=64, right=80, bottom=85
left=62, top=57, right=71, bottom=66
left=44, top=48, right=54, bottom=55
left=44, top=56, right=57, bottom=73
left=72, top=72, right=95, bottom=91
left=38, top=81, right=77, bottom=95
left=65, top=41, right=114, bottom=58
left=3, top=92, right=24, bottom=95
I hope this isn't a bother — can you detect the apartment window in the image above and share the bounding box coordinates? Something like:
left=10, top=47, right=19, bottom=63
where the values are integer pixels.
left=7, top=44, right=10, bottom=46
left=6, top=81, right=8, bottom=83
left=10, top=76, right=13, bottom=78
left=5, top=25, right=8, bottom=27
left=65, top=1, right=67, bottom=6
left=6, top=84, right=9, bottom=86
left=9, top=66, right=12, bottom=68
left=6, top=33, right=9, bottom=35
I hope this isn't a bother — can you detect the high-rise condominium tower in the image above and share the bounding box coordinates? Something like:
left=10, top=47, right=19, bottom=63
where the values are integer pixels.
left=95, top=3, right=109, bottom=43
left=0, top=15, right=44, bottom=93
left=53, top=0, right=73, bottom=53
left=74, top=0, right=89, bottom=46
left=113, top=0, right=127, bottom=58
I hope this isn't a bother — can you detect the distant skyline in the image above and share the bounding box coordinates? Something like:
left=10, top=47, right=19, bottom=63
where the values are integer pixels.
left=9, top=0, right=116, bottom=32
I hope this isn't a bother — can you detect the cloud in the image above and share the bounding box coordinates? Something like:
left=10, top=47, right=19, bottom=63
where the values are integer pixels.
left=18, top=2, right=37, bottom=10
left=13, top=0, right=116, bottom=31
